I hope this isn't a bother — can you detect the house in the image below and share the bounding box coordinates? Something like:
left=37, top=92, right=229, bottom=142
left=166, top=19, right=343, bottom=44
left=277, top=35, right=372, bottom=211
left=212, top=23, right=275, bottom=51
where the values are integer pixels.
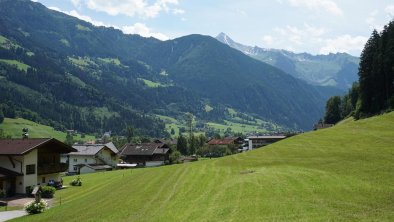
left=313, top=123, right=334, bottom=130
left=61, top=142, right=118, bottom=174
left=0, top=138, right=77, bottom=195
left=207, top=137, right=244, bottom=146
left=120, top=142, right=170, bottom=167
left=247, top=135, right=287, bottom=150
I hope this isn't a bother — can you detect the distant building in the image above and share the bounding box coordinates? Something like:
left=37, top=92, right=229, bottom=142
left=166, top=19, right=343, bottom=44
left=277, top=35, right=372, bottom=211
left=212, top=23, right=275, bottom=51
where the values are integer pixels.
left=0, top=138, right=76, bottom=195
left=313, top=123, right=334, bottom=130
left=247, top=135, right=287, bottom=150
left=207, top=137, right=243, bottom=146
left=61, top=142, right=118, bottom=174
left=120, top=141, right=171, bottom=167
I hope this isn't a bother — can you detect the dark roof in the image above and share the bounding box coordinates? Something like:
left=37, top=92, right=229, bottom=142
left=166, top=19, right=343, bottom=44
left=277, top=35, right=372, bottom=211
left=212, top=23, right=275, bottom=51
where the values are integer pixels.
left=207, top=137, right=243, bottom=145
left=120, top=143, right=170, bottom=156
left=0, top=138, right=77, bottom=155
left=0, top=166, right=23, bottom=178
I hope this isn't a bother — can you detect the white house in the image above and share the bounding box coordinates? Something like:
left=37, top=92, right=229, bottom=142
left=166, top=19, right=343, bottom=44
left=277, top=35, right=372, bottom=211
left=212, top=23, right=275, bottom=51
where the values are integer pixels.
left=0, top=138, right=76, bottom=195
left=61, top=142, right=118, bottom=174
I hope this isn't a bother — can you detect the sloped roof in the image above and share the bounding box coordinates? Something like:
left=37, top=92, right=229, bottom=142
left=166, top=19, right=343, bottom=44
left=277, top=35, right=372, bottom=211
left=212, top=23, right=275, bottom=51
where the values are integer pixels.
left=104, top=142, right=119, bottom=154
left=120, top=143, right=170, bottom=156
left=207, top=137, right=243, bottom=145
left=0, top=138, right=77, bottom=155
left=70, top=143, right=118, bottom=156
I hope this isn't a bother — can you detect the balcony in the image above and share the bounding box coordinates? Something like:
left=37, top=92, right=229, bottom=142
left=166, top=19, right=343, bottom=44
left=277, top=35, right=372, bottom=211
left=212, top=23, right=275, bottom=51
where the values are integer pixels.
left=38, top=163, right=68, bottom=175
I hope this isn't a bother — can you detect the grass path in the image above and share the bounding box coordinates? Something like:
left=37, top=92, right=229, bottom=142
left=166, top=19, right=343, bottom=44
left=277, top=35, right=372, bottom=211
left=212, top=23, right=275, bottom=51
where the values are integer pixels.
left=12, top=112, right=394, bottom=221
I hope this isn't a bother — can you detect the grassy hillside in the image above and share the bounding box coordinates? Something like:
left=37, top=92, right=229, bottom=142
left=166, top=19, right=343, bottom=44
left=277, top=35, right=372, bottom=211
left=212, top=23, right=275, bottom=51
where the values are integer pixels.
left=13, top=112, right=394, bottom=221
left=0, top=118, right=95, bottom=142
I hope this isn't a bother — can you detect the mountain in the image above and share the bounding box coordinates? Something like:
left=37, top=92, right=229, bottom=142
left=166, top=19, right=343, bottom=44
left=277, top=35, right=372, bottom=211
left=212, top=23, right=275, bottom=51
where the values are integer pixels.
left=0, top=0, right=333, bottom=135
left=216, top=32, right=359, bottom=91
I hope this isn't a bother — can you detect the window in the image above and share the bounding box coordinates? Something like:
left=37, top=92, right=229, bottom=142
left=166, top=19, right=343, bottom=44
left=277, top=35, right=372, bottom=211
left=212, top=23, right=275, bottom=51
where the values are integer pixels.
left=73, top=166, right=78, bottom=171
left=73, top=158, right=77, bottom=162
left=26, top=164, right=35, bottom=175
left=84, top=158, right=87, bottom=163
left=42, top=177, right=45, bottom=183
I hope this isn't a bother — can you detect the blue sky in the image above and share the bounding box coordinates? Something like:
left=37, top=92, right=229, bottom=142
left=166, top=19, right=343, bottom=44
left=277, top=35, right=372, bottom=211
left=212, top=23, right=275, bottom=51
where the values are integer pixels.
left=34, top=0, right=394, bottom=56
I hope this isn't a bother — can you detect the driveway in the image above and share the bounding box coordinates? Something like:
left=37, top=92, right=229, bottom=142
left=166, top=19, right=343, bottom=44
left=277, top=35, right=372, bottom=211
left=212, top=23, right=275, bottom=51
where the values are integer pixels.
left=0, top=210, right=27, bottom=222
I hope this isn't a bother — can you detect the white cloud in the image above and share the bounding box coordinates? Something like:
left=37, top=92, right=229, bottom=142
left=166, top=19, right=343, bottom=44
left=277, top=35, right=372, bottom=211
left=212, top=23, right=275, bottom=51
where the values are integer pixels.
left=287, top=0, right=343, bottom=16
left=70, top=0, right=82, bottom=7
left=262, top=35, right=274, bottom=46
left=319, top=35, right=367, bottom=55
left=385, top=4, right=394, bottom=16
left=74, top=0, right=182, bottom=18
left=366, top=10, right=384, bottom=31
left=46, top=7, right=169, bottom=40
left=274, top=23, right=326, bottom=46
left=122, top=23, right=169, bottom=40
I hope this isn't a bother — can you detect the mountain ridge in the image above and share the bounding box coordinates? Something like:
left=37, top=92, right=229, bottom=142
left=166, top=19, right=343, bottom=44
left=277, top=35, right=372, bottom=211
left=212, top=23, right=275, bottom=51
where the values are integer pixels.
left=216, top=32, right=359, bottom=91
left=0, top=0, right=339, bottom=134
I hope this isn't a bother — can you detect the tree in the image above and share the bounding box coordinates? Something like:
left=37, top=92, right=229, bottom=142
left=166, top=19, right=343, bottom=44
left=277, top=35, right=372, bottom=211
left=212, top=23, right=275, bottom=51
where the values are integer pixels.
left=0, top=110, right=4, bottom=124
left=324, top=96, right=342, bottom=124
left=188, top=134, right=197, bottom=155
left=126, top=125, right=134, bottom=143
left=65, top=132, right=74, bottom=146
left=176, top=134, right=188, bottom=155
left=185, top=112, right=194, bottom=138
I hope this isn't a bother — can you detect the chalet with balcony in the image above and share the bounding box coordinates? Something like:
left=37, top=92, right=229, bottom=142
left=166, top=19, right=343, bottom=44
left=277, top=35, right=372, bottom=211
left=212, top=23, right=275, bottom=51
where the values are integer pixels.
left=120, top=142, right=170, bottom=167
left=61, top=142, right=118, bottom=174
left=0, top=138, right=76, bottom=196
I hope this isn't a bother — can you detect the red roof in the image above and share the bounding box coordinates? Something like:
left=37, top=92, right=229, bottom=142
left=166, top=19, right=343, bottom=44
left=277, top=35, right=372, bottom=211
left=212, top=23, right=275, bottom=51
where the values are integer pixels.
left=207, top=137, right=242, bottom=145
left=0, top=138, right=77, bottom=155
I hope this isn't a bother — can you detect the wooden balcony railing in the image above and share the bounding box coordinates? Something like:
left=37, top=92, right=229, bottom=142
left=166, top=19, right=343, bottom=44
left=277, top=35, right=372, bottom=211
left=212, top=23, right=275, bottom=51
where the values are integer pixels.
left=37, top=163, right=68, bottom=175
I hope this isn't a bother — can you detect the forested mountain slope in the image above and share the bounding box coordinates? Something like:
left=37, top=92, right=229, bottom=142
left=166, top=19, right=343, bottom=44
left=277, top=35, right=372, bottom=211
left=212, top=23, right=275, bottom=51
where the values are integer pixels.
left=0, top=0, right=336, bottom=134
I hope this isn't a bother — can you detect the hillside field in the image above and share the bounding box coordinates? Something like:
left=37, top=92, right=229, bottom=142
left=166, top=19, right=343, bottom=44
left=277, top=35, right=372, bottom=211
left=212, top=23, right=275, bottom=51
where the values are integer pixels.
left=0, top=118, right=95, bottom=142
left=12, top=112, right=394, bottom=221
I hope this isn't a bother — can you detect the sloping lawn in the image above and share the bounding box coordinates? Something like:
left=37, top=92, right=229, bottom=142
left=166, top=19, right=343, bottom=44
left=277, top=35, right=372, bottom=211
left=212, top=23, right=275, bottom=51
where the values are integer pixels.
left=12, top=112, right=394, bottom=221
left=0, top=118, right=95, bottom=142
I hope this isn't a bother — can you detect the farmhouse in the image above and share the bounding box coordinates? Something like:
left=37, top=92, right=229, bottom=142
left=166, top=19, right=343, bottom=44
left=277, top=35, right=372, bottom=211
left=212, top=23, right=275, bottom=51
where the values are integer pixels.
left=0, top=138, right=76, bottom=195
left=247, top=135, right=287, bottom=150
left=120, top=142, right=170, bottom=167
left=61, top=142, right=118, bottom=174
left=207, top=137, right=243, bottom=146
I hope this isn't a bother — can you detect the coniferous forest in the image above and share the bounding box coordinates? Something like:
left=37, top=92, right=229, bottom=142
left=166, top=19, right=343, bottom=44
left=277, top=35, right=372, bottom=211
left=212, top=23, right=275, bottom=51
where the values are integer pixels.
left=324, top=20, right=394, bottom=124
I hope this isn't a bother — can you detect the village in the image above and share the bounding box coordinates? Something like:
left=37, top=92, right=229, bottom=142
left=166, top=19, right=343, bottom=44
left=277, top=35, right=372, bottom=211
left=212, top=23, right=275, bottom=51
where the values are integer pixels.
left=0, top=130, right=291, bottom=199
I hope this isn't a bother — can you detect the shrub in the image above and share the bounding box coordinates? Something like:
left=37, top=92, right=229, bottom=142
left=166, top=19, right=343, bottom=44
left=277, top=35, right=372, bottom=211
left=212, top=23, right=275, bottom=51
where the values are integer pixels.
left=24, top=199, right=48, bottom=214
left=70, top=177, right=82, bottom=186
left=41, top=186, right=56, bottom=198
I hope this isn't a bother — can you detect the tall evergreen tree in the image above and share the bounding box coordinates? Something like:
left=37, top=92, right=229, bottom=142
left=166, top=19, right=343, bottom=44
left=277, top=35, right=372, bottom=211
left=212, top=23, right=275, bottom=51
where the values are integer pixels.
left=176, top=134, right=188, bottom=155
left=324, top=96, right=342, bottom=124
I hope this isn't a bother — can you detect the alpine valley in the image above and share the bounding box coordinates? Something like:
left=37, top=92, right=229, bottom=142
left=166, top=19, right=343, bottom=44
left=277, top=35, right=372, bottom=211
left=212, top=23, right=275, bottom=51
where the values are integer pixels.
left=0, top=0, right=352, bottom=137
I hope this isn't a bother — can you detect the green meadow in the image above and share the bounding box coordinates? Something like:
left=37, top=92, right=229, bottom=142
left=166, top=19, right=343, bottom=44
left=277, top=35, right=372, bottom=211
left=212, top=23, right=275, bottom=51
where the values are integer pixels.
left=0, top=118, right=95, bottom=142
left=12, top=112, right=394, bottom=221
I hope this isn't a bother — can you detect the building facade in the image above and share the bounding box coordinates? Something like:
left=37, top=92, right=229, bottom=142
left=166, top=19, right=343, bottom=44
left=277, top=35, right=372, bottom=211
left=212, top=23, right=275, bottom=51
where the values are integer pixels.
left=0, top=138, right=76, bottom=195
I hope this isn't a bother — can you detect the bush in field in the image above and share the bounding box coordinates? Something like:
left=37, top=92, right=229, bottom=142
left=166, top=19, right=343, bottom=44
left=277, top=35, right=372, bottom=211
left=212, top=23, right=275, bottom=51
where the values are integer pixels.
left=41, top=186, right=56, bottom=198
left=24, top=199, right=48, bottom=214
left=70, top=177, right=82, bottom=186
